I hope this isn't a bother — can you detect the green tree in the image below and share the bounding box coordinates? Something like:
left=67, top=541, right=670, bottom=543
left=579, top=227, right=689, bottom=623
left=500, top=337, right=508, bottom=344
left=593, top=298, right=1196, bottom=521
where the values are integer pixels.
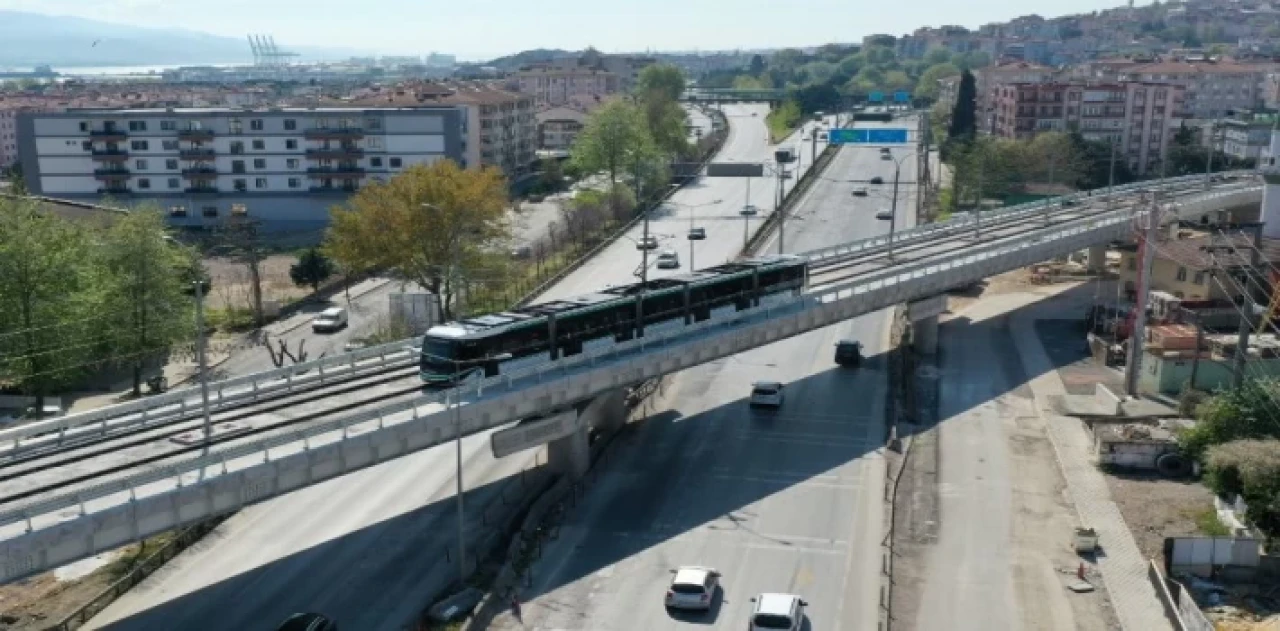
left=947, top=69, right=977, bottom=143
left=1180, top=378, right=1280, bottom=461
left=883, top=70, right=913, bottom=92
left=1026, top=132, right=1088, bottom=188
left=325, top=160, right=511, bottom=320
left=636, top=63, right=686, bottom=102
left=0, top=197, right=95, bottom=415
left=749, top=54, right=765, bottom=75
left=96, top=207, right=195, bottom=396
left=569, top=100, right=657, bottom=189
left=915, top=63, right=961, bottom=100
left=733, top=75, right=768, bottom=90
left=636, top=64, right=691, bottom=157
left=765, top=100, right=803, bottom=142
left=537, top=157, right=565, bottom=192
left=290, top=247, right=336, bottom=292
left=1070, top=133, right=1136, bottom=190
left=925, top=48, right=954, bottom=65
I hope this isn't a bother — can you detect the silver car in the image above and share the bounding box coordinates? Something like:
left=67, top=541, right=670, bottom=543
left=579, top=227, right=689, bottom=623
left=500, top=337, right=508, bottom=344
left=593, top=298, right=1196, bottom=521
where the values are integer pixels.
left=665, top=566, right=720, bottom=611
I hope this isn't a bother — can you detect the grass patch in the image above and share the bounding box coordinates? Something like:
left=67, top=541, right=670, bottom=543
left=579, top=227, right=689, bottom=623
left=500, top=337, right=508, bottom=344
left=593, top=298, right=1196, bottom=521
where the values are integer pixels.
left=765, top=101, right=802, bottom=144
left=204, top=306, right=256, bottom=333
left=1193, top=507, right=1231, bottom=536
left=102, top=531, right=179, bottom=581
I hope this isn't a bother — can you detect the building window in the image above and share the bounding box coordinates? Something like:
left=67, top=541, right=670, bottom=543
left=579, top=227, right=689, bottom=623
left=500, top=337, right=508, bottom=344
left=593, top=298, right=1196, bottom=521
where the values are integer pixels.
left=288, top=177, right=300, bottom=189
left=128, top=121, right=146, bottom=132
left=167, top=178, right=180, bottom=189
left=81, top=141, right=92, bottom=151
left=366, top=117, right=382, bottom=131
left=367, top=137, right=384, bottom=150
left=165, top=159, right=178, bottom=170
left=130, top=140, right=149, bottom=151
left=389, top=157, right=402, bottom=168
left=286, top=158, right=299, bottom=169
left=79, top=121, right=89, bottom=132
left=286, top=139, right=298, bottom=150
left=1176, top=266, right=1187, bottom=282
left=254, top=158, right=266, bottom=169
left=231, top=203, right=248, bottom=216
left=370, top=157, right=383, bottom=167
left=255, top=178, right=268, bottom=189
left=230, top=141, right=245, bottom=155
left=161, top=120, right=176, bottom=131
left=135, top=159, right=148, bottom=170
left=252, top=139, right=265, bottom=151
left=232, top=160, right=246, bottom=174
left=229, top=119, right=243, bottom=135
left=250, top=119, right=264, bottom=131
left=138, top=178, right=151, bottom=190
left=168, top=205, right=187, bottom=217
left=1194, top=271, right=1206, bottom=285
left=162, top=140, right=178, bottom=150
left=234, top=179, right=247, bottom=192
left=284, top=119, right=297, bottom=131
left=202, top=206, right=219, bottom=218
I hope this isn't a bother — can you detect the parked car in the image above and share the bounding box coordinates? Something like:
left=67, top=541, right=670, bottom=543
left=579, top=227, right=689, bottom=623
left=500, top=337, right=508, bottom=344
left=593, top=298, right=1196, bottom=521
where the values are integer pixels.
left=748, top=593, right=807, bottom=631
left=312, top=307, right=348, bottom=333
left=656, top=249, right=680, bottom=269
left=687, top=227, right=707, bottom=240
left=851, top=186, right=868, bottom=197
left=875, top=210, right=893, bottom=221
left=749, top=381, right=784, bottom=408
left=637, top=236, right=659, bottom=250
left=665, top=566, right=720, bottom=611
left=835, top=340, right=862, bottom=366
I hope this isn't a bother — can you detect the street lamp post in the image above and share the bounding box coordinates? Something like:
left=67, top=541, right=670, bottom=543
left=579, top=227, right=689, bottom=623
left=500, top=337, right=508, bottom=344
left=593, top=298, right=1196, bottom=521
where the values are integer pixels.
left=193, top=279, right=213, bottom=453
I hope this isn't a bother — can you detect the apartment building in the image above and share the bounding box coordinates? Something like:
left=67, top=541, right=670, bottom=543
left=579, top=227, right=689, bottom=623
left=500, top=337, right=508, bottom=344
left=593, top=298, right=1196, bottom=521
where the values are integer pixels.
left=1219, top=116, right=1274, bottom=160
left=1, top=108, right=23, bottom=170
left=536, top=106, right=589, bottom=151
left=1115, top=60, right=1263, bottom=119
left=16, top=106, right=465, bottom=232
left=976, top=61, right=1057, bottom=114
left=991, top=81, right=1186, bottom=175
left=511, top=66, right=619, bottom=107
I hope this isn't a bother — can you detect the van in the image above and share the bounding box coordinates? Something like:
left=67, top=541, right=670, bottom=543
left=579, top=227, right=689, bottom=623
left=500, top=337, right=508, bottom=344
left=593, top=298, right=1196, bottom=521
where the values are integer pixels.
left=312, top=307, right=348, bottom=333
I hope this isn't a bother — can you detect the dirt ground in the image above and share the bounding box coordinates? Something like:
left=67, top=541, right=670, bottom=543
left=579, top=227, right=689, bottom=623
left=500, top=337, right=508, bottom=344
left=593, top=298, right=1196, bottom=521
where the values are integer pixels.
left=1105, top=472, right=1218, bottom=562
left=202, top=254, right=304, bottom=314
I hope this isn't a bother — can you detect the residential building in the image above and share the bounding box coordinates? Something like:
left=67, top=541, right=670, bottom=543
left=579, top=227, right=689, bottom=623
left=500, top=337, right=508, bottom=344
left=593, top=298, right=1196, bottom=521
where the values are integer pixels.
left=1261, top=71, right=1280, bottom=109
left=1, top=107, right=24, bottom=170
left=16, top=106, right=466, bottom=232
left=991, top=81, right=1186, bottom=175
left=511, top=66, right=619, bottom=107
left=536, top=106, right=588, bottom=151
left=975, top=61, right=1057, bottom=116
left=1219, top=116, right=1274, bottom=160
left=937, top=75, right=962, bottom=111
left=1115, top=60, right=1264, bottom=119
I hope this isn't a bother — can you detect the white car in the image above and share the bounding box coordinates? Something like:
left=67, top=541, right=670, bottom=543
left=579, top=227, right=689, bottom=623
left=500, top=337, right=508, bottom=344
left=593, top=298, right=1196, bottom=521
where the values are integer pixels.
left=748, top=593, right=808, bottom=630
left=637, top=236, right=659, bottom=250
left=880, top=152, right=893, bottom=160
left=656, top=249, right=680, bottom=269
left=311, top=307, right=348, bottom=333
left=665, top=566, right=720, bottom=611
left=750, top=381, right=784, bottom=407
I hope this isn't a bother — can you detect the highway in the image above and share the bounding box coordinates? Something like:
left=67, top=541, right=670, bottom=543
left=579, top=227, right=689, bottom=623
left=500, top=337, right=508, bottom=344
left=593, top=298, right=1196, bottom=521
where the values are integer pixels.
left=83, top=103, right=824, bottom=631
left=483, top=130, right=919, bottom=630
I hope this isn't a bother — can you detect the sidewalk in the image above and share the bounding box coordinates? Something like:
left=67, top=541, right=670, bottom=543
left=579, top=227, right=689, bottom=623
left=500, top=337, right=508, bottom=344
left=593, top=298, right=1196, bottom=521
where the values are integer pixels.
left=1005, top=289, right=1175, bottom=631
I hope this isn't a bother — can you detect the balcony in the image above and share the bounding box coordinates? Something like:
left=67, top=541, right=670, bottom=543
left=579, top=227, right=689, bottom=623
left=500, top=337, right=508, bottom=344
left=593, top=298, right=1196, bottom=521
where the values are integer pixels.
left=179, top=148, right=216, bottom=160
left=93, top=168, right=131, bottom=181
left=306, top=147, right=364, bottom=159
left=90, top=149, right=129, bottom=162
left=184, top=186, right=219, bottom=196
left=304, top=127, right=364, bottom=140
left=89, top=129, right=127, bottom=141
left=177, top=128, right=214, bottom=141
left=181, top=167, right=219, bottom=178
left=306, top=166, right=366, bottom=177
left=309, top=185, right=359, bottom=195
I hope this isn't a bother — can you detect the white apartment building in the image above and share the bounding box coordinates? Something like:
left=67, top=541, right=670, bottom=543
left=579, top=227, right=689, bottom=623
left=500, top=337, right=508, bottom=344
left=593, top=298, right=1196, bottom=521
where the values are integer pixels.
left=16, top=106, right=466, bottom=232
left=512, top=66, right=619, bottom=107
left=536, top=106, right=588, bottom=150
left=1115, top=61, right=1263, bottom=119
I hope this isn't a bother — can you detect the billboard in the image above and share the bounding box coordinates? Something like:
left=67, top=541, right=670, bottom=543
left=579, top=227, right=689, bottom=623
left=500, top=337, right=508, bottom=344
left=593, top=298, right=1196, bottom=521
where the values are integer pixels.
left=868, top=91, right=885, bottom=103
left=707, top=162, right=765, bottom=177
left=827, top=128, right=911, bottom=144
left=893, top=91, right=911, bottom=103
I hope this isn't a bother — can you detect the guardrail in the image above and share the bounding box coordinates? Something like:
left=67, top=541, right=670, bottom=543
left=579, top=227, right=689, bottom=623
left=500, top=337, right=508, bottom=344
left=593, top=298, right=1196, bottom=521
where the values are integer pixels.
left=0, top=184, right=1264, bottom=582
left=799, top=171, right=1258, bottom=266
left=0, top=339, right=415, bottom=451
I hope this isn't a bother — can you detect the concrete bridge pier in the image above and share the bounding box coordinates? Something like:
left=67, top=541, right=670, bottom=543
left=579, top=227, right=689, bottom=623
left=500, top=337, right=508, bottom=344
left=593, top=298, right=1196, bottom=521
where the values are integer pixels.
left=547, top=389, right=628, bottom=478
left=1088, top=244, right=1108, bottom=274
left=913, top=314, right=939, bottom=356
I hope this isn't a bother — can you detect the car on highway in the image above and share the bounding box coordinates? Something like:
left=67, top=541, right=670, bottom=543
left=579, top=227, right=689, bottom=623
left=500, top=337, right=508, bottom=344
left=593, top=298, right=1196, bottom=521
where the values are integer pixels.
left=312, top=307, right=349, bottom=333
left=818, top=132, right=828, bottom=141
left=748, top=593, right=807, bottom=630
left=749, top=381, right=784, bottom=408
left=880, top=152, right=893, bottom=161
left=876, top=210, right=894, bottom=221
left=870, top=176, right=884, bottom=185
left=851, top=186, right=868, bottom=196
left=835, top=340, right=862, bottom=366
left=637, top=236, right=659, bottom=250
left=687, top=226, right=707, bottom=240
left=665, top=566, right=720, bottom=611
left=656, top=249, right=680, bottom=269
left=277, top=613, right=338, bottom=631
left=880, top=146, right=891, bottom=154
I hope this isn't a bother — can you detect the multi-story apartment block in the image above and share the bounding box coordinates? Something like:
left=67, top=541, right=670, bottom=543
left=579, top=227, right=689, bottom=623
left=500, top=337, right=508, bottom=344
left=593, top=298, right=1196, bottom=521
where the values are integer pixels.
left=1218, top=116, right=1274, bottom=160
left=975, top=61, right=1057, bottom=115
left=1, top=108, right=25, bottom=170
left=1114, top=60, right=1263, bottom=119
left=991, top=81, right=1186, bottom=175
left=511, top=66, right=619, bottom=107
left=16, top=106, right=465, bottom=231
left=536, top=106, right=589, bottom=151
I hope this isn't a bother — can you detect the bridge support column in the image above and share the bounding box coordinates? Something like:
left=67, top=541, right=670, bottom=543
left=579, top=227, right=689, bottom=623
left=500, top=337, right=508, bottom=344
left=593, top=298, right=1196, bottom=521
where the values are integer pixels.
left=914, top=314, right=939, bottom=356
left=548, top=426, right=590, bottom=479
left=1088, top=244, right=1108, bottom=273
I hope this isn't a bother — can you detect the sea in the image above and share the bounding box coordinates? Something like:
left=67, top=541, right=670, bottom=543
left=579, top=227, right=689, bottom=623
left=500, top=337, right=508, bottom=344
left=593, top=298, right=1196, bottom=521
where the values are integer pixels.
left=4, top=63, right=244, bottom=79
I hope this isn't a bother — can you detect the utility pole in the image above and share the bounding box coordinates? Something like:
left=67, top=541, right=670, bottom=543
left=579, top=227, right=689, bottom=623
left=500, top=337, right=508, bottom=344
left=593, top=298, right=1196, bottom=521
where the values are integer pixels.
left=1205, top=122, right=1218, bottom=188
left=1187, top=308, right=1205, bottom=391
left=1107, top=136, right=1117, bottom=211
left=1231, top=223, right=1264, bottom=388
left=776, top=163, right=787, bottom=254
left=1124, top=192, right=1161, bottom=396
left=194, top=279, right=213, bottom=453
left=889, top=161, right=902, bottom=259
left=811, top=129, right=818, bottom=166
left=973, top=157, right=985, bottom=240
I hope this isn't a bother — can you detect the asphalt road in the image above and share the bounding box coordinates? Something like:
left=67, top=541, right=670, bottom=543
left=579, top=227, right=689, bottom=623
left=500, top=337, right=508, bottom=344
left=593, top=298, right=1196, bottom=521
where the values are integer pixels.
left=484, top=121, right=920, bottom=631
left=86, top=104, right=821, bottom=631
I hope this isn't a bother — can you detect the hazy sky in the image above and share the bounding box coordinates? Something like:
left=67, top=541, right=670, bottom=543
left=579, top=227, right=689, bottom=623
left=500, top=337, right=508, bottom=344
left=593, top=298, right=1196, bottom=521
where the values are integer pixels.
left=0, top=0, right=1138, bottom=60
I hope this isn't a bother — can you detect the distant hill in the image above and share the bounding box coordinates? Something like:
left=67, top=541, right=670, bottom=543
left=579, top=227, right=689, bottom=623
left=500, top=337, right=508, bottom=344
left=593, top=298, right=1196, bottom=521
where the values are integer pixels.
left=481, top=48, right=578, bottom=71
left=0, top=10, right=358, bottom=68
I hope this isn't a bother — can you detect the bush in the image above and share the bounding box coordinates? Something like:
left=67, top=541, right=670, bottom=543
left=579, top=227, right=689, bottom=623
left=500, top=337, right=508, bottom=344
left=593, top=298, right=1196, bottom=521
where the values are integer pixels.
left=1204, top=439, right=1280, bottom=541
left=1179, top=378, right=1280, bottom=461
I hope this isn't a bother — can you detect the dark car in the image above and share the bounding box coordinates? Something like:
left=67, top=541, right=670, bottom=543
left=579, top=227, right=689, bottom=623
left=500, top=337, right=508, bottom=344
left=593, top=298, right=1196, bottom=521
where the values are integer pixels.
left=277, top=613, right=337, bottom=631
left=834, top=340, right=862, bottom=366
left=869, top=176, right=884, bottom=185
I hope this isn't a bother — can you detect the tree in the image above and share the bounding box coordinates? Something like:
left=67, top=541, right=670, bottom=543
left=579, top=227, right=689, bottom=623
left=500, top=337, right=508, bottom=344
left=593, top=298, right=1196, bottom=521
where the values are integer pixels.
left=1026, top=132, right=1088, bottom=188
left=0, top=197, right=94, bottom=415
left=733, top=75, right=768, bottom=90
left=883, top=70, right=914, bottom=92
left=636, top=63, right=685, bottom=103
left=538, top=157, right=565, bottom=193
left=96, top=207, right=194, bottom=396
left=947, top=69, right=977, bottom=144
left=925, top=49, right=954, bottom=66
left=1204, top=440, right=1280, bottom=542
left=570, top=100, right=658, bottom=189
left=325, top=160, right=511, bottom=320
left=1070, top=132, right=1136, bottom=190
left=290, top=247, right=336, bottom=293
left=215, top=216, right=267, bottom=327
left=636, top=64, right=691, bottom=157
left=1180, top=378, right=1280, bottom=461
left=749, top=54, right=765, bottom=76
left=915, top=63, right=961, bottom=100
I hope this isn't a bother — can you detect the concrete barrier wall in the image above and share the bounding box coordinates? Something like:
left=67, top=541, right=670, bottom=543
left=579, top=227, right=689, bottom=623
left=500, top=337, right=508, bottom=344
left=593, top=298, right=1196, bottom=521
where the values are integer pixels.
left=1095, top=383, right=1124, bottom=416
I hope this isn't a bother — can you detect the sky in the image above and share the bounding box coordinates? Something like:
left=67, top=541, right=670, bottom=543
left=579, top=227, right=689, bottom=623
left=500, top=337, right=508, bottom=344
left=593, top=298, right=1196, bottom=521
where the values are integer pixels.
left=0, top=0, right=1138, bottom=61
